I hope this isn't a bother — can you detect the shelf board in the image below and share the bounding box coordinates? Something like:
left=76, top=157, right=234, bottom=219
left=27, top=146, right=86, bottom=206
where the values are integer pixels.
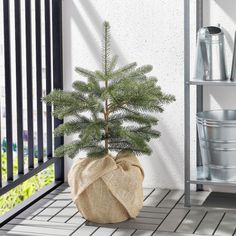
left=188, top=79, right=236, bottom=86
left=190, top=167, right=236, bottom=187
left=190, top=179, right=236, bottom=187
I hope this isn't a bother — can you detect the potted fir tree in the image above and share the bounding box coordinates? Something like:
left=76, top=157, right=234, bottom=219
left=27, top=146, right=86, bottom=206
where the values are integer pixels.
left=43, top=22, right=175, bottom=224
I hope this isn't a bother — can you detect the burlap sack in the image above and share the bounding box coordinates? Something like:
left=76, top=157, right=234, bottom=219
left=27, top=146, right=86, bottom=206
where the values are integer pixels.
left=68, top=151, right=144, bottom=223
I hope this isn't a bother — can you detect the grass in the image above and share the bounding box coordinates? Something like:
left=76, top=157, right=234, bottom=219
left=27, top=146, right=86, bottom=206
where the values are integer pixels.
left=0, top=153, right=54, bottom=216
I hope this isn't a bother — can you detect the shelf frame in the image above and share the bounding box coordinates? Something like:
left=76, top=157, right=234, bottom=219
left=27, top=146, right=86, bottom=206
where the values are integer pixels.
left=190, top=179, right=236, bottom=187
left=196, top=0, right=204, bottom=192
left=188, top=80, right=236, bottom=86
left=184, top=0, right=205, bottom=207
left=190, top=166, right=236, bottom=187
left=184, top=0, right=191, bottom=207
left=184, top=0, right=236, bottom=207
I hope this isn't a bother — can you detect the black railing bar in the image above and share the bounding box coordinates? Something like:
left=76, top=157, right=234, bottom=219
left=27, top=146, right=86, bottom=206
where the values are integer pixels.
left=15, top=0, right=24, bottom=174
left=0, top=181, right=63, bottom=227
left=45, top=0, right=52, bottom=158
left=52, top=0, right=64, bottom=181
left=0, top=157, right=62, bottom=196
left=25, top=0, right=34, bottom=169
left=35, top=0, right=44, bottom=163
left=3, top=0, right=13, bottom=181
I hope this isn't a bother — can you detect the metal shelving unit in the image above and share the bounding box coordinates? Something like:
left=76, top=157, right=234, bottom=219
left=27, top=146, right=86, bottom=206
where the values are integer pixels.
left=184, top=0, right=236, bottom=206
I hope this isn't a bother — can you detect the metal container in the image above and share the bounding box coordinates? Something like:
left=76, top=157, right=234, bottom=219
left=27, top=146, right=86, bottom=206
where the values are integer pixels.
left=194, top=26, right=227, bottom=81
left=197, top=110, right=236, bottom=181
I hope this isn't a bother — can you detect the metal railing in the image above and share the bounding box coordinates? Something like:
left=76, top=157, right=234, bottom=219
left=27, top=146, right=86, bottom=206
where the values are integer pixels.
left=0, top=0, right=64, bottom=225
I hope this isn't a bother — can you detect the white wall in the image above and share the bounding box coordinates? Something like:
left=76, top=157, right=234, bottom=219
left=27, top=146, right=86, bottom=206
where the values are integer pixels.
left=62, top=0, right=199, bottom=189
left=204, top=0, right=236, bottom=111
left=202, top=0, right=236, bottom=193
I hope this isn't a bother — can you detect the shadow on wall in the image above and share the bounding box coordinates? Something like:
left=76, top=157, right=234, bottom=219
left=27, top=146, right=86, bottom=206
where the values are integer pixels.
left=64, top=0, right=128, bottom=68
left=215, top=0, right=236, bottom=24
left=63, top=0, right=135, bottom=89
left=204, top=87, right=236, bottom=110
left=215, top=0, right=236, bottom=52
left=79, top=0, right=128, bottom=65
left=141, top=122, right=183, bottom=188
left=203, top=0, right=210, bottom=26
left=204, top=0, right=236, bottom=112
left=63, top=0, right=102, bottom=92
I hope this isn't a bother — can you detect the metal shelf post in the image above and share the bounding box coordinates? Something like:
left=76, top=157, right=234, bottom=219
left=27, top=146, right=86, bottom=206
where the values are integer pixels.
left=196, top=0, right=204, bottom=192
left=184, top=0, right=191, bottom=207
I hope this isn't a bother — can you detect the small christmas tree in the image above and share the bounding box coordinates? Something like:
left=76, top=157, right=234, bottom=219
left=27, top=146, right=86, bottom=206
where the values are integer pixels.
left=43, top=22, right=175, bottom=158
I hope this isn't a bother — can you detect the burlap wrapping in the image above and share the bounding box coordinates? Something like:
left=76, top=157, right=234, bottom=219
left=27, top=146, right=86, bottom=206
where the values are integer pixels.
left=68, top=151, right=144, bottom=223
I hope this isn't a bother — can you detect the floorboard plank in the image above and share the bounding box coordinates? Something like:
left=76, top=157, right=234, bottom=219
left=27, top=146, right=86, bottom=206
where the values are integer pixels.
left=16, top=199, right=55, bottom=220
left=138, top=211, right=166, bottom=219
left=143, top=188, right=155, bottom=199
left=32, top=200, right=71, bottom=221
left=176, top=209, right=206, bottom=234
left=111, top=228, right=135, bottom=236
left=71, top=223, right=98, bottom=236
left=157, top=208, right=189, bottom=232
left=194, top=211, right=225, bottom=235
left=66, top=212, right=85, bottom=225
left=87, top=221, right=158, bottom=231
left=157, top=190, right=183, bottom=208
left=141, top=206, right=170, bottom=214
left=132, top=229, right=154, bottom=235
left=49, top=202, right=78, bottom=223
left=2, top=219, right=78, bottom=236
left=128, top=217, right=162, bottom=225
left=91, top=227, right=117, bottom=235
left=153, top=232, right=207, bottom=236
left=214, top=212, right=236, bottom=236
left=144, top=189, right=169, bottom=207
left=0, top=230, right=53, bottom=236
left=44, top=193, right=72, bottom=200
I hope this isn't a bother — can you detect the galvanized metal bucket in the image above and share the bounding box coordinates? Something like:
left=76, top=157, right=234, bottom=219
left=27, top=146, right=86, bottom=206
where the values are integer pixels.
left=197, top=110, right=236, bottom=181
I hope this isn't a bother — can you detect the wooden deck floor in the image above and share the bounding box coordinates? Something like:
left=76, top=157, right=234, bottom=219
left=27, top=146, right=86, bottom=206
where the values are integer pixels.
left=1, top=184, right=236, bottom=236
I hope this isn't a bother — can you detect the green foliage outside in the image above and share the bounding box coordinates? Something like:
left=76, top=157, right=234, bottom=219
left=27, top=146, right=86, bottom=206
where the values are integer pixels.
left=0, top=153, right=54, bottom=216
left=44, top=22, right=175, bottom=159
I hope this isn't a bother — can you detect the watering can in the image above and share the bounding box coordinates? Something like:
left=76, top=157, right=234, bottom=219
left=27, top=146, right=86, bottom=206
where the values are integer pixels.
left=194, top=26, right=227, bottom=81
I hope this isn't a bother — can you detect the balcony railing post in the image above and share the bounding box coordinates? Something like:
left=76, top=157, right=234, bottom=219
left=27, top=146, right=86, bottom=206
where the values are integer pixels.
left=45, top=0, right=53, bottom=159
left=3, top=0, right=13, bottom=181
left=52, top=0, right=64, bottom=181
left=15, top=0, right=24, bottom=175
left=35, top=0, right=44, bottom=163
left=25, top=0, right=34, bottom=169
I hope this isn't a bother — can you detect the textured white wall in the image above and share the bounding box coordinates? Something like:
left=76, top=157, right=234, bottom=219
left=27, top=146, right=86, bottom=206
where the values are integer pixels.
left=62, top=0, right=198, bottom=189
left=204, top=0, right=236, bottom=111
left=202, top=0, right=236, bottom=192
